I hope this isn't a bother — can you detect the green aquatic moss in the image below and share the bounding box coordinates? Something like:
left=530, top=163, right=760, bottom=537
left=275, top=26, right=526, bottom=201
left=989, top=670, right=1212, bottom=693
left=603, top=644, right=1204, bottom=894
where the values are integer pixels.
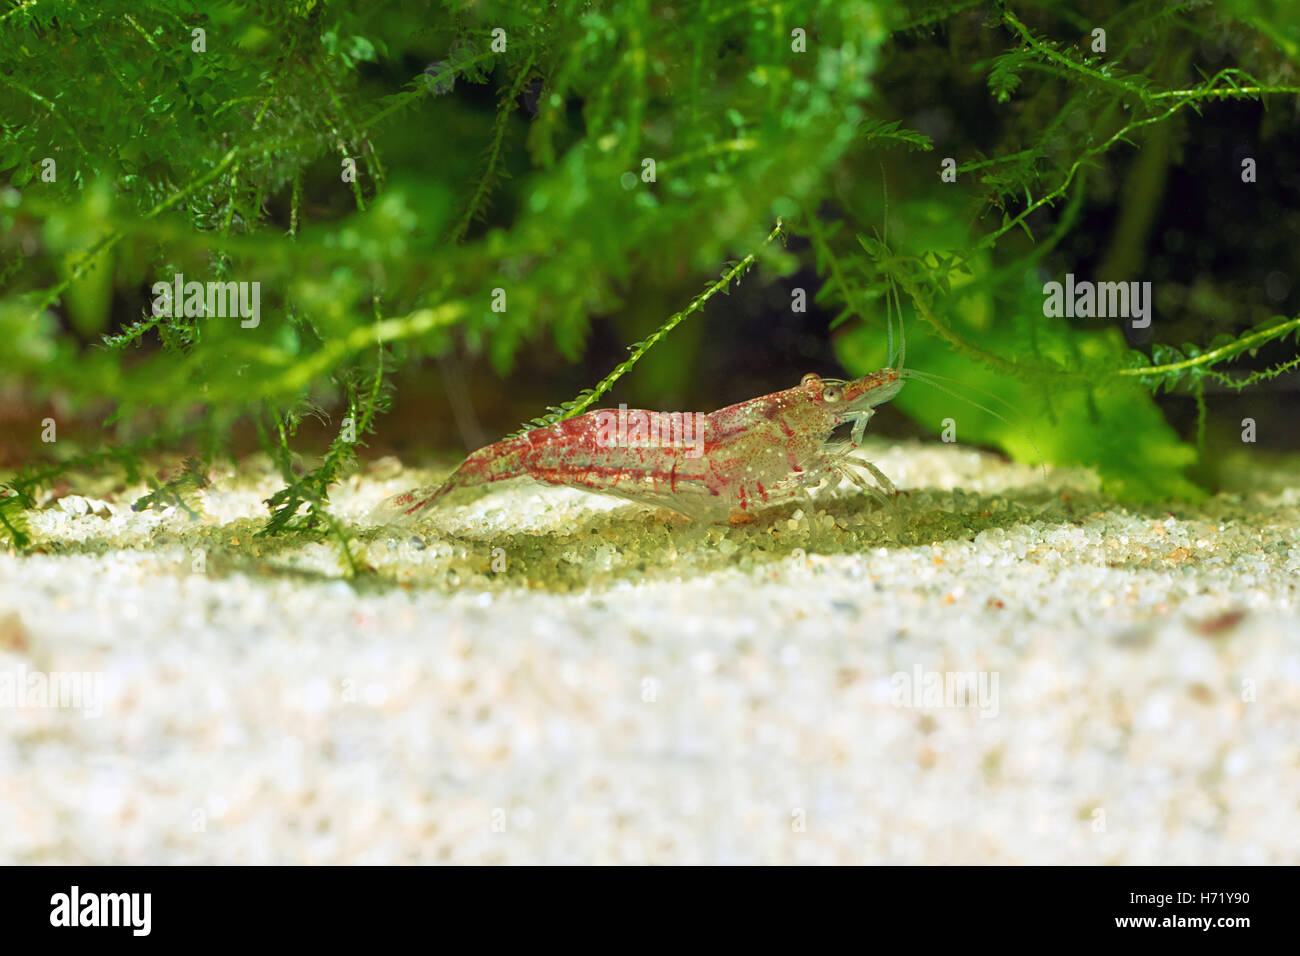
left=2, top=0, right=1298, bottom=557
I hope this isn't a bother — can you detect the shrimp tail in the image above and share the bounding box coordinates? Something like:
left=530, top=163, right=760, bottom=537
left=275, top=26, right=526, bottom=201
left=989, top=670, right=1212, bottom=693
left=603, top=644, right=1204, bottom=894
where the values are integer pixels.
left=374, top=465, right=474, bottom=526
left=372, top=486, right=443, bottom=526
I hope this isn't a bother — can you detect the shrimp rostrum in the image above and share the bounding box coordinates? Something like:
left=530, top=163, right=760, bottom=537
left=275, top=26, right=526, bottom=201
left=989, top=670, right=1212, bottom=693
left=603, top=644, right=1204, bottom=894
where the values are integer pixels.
left=380, top=368, right=906, bottom=525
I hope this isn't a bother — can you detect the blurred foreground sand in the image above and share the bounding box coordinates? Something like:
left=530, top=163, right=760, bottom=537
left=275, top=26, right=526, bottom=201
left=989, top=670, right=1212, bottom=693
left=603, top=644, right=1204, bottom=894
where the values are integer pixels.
left=1, top=441, right=1297, bottom=863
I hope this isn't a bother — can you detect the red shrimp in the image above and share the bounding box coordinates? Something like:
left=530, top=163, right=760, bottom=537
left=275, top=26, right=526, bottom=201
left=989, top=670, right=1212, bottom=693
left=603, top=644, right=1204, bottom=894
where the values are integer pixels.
left=378, top=368, right=905, bottom=525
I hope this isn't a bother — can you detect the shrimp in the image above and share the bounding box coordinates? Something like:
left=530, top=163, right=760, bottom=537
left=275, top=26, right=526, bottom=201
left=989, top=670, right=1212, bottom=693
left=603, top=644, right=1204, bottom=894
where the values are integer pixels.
left=378, top=368, right=905, bottom=525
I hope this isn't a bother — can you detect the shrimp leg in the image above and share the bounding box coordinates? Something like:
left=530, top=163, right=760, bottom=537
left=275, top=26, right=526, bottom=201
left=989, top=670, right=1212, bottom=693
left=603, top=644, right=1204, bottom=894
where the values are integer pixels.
left=849, top=409, right=874, bottom=448
left=823, top=446, right=897, bottom=507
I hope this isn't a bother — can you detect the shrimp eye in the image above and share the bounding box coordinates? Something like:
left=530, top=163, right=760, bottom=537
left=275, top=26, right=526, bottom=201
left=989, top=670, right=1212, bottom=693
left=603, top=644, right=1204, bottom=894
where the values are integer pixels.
left=801, top=373, right=821, bottom=388
left=822, top=385, right=842, bottom=403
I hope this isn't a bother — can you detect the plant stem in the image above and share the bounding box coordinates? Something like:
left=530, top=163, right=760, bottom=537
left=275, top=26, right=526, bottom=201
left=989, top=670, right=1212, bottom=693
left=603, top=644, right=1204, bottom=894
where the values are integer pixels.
left=551, top=219, right=785, bottom=424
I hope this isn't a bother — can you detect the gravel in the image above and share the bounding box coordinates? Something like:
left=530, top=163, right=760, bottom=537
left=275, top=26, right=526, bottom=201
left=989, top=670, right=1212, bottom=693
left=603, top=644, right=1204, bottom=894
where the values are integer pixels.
left=1, top=440, right=1297, bottom=864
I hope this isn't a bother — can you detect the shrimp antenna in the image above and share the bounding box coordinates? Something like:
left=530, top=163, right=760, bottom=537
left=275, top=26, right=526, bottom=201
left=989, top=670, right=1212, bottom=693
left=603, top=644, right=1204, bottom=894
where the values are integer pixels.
left=886, top=286, right=895, bottom=368
left=891, top=277, right=906, bottom=372
left=903, top=367, right=1025, bottom=419
left=879, top=163, right=905, bottom=372
left=900, top=368, right=1048, bottom=478
left=881, top=162, right=889, bottom=248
